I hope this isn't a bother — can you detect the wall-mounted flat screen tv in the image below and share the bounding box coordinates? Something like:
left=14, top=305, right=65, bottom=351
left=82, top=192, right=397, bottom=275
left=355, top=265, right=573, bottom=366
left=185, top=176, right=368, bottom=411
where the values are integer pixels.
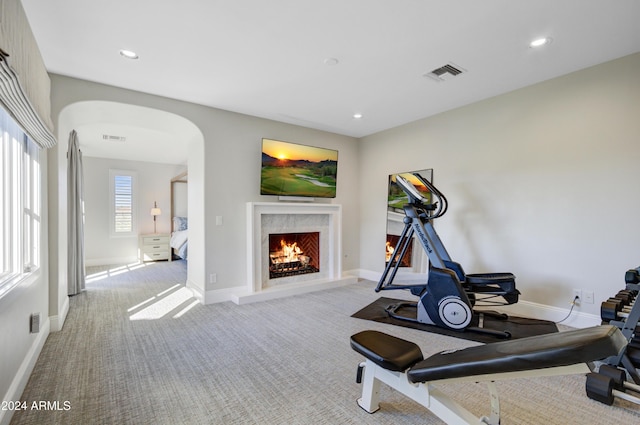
left=261, top=138, right=338, bottom=198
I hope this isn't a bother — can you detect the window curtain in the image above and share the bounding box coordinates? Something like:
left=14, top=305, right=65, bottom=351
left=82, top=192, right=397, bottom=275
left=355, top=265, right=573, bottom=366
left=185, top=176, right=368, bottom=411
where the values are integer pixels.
left=67, top=130, right=85, bottom=295
left=0, top=0, right=55, bottom=149
left=0, top=49, right=55, bottom=149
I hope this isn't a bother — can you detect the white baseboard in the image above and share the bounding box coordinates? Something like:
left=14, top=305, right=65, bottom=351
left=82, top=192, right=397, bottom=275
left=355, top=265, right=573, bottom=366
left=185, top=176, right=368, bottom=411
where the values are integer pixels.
left=230, top=276, right=358, bottom=305
left=49, top=296, right=70, bottom=332
left=353, top=268, right=382, bottom=283
left=203, top=286, right=243, bottom=304
left=354, top=269, right=601, bottom=329
left=491, top=300, right=601, bottom=329
left=198, top=268, right=600, bottom=327
left=185, top=279, right=205, bottom=304
left=0, top=318, right=50, bottom=425
left=200, top=274, right=360, bottom=305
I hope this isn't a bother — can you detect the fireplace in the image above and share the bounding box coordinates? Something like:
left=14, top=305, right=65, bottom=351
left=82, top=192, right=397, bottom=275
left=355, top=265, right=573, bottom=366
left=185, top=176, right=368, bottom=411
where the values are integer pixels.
left=269, top=232, right=320, bottom=278
left=238, top=202, right=356, bottom=304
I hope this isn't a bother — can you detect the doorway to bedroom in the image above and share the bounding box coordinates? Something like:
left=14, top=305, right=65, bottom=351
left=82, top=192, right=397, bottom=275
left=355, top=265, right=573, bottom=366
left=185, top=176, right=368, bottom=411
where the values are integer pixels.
left=56, top=101, right=204, bottom=309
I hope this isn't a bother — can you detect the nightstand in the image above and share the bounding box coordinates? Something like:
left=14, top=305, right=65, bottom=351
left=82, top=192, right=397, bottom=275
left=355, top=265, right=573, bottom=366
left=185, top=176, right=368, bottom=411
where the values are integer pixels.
left=140, top=234, right=171, bottom=262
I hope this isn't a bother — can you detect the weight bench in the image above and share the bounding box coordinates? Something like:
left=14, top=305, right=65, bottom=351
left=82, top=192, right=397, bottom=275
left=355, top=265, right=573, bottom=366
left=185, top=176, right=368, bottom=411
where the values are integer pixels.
left=350, top=325, right=626, bottom=425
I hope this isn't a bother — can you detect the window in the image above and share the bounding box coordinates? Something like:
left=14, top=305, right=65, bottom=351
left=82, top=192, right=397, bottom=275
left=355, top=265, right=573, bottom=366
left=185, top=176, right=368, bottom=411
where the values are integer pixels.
left=109, top=169, right=137, bottom=237
left=0, top=107, right=41, bottom=295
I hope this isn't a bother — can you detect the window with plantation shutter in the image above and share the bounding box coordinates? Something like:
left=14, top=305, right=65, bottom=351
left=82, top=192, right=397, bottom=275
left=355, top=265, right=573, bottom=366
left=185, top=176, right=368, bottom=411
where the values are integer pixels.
left=114, top=175, right=132, bottom=232
left=109, top=169, right=137, bottom=237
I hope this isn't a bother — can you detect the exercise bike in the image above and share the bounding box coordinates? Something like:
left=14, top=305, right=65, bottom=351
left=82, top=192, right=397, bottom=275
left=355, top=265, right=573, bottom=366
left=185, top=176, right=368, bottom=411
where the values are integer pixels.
left=376, top=172, right=519, bottom=338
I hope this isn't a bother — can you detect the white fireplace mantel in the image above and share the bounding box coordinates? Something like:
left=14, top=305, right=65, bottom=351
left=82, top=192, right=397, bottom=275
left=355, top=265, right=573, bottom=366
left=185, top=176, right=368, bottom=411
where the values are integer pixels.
left=233, top=202, right=355, bottom=304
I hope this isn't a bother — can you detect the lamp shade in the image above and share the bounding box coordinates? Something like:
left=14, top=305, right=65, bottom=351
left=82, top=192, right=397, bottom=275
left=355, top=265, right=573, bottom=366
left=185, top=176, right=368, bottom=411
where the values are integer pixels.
left=151, top=201, right=161, bottom=217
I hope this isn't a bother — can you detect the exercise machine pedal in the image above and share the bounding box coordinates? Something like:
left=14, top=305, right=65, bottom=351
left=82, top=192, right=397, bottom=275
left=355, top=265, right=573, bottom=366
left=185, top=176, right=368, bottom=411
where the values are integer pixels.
left=384, top=302, right=511, bottom=339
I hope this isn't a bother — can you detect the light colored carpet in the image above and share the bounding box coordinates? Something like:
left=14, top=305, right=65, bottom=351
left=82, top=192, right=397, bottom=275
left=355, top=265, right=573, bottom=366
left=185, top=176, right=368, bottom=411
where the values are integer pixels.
left=10, top=260, right=640, bottom=424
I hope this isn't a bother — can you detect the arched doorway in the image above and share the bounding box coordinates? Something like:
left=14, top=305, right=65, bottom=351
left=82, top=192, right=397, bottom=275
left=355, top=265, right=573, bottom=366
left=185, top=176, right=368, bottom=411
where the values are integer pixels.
left=52, top=101, right=205, bottom=327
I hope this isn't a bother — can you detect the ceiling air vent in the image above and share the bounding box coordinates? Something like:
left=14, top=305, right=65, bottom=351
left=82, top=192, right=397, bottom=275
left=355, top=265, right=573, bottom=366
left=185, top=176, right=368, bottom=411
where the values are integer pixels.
left=424, top=63, right=466, bottom=82
left=102, top=134, right=126, bottom=142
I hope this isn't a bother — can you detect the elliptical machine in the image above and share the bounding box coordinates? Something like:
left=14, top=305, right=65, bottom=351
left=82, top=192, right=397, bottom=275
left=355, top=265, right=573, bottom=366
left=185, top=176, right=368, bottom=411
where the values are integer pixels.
left=376, top=172, right=519, bottom=338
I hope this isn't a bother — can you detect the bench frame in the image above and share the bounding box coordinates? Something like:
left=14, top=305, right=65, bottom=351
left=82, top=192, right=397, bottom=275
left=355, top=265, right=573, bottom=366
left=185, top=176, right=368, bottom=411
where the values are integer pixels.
left=356, top=357, right=589, bottom=425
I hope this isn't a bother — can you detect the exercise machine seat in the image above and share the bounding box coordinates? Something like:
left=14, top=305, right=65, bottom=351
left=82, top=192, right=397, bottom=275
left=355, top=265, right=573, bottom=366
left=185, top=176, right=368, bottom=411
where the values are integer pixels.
left=407, top=325, right=626, bottom=383
left=351, top=330, right=423, bottom=371
left=465, top=272, right=515, bottom=285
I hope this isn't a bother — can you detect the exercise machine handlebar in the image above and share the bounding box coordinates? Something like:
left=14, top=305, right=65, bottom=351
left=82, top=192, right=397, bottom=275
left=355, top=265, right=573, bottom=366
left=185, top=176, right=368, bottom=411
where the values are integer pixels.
left=413, top=172, right=448, bottom=219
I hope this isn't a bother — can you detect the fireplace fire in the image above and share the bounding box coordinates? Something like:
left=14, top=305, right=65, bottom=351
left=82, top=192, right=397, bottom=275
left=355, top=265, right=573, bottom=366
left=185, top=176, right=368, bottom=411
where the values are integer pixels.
left=268, top=232, right=320, bottom=279
left=385, top=234, right=413, bottom=267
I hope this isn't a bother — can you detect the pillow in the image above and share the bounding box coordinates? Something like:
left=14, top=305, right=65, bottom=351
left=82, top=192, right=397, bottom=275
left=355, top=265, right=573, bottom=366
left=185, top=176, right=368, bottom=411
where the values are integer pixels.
left=173, top=216, right=188, bottom=231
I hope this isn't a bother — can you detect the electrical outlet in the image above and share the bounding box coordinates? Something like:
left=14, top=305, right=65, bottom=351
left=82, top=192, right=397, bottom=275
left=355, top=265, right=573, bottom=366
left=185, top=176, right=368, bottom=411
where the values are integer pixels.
left=573, top=289, right=582, bottom=305
left=583, top=290, right=595, bottom=304
left=209, top=273, right=217, bottom=284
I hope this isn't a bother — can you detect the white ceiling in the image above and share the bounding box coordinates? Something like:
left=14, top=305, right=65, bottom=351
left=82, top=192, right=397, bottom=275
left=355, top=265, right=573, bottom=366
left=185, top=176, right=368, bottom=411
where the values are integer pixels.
left=60, top=101, right=201, bottom=164
left=21, top=0, right=640, bottom=163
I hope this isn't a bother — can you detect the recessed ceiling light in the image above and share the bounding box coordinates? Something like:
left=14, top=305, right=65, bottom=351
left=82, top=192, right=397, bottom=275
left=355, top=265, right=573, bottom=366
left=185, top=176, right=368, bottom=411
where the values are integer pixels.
left=353, top=113, right=363, bottom=119
left=119, top=49, right=139, bottom=59
left=529, top=37, right=552, bottom=48
left=324, top=57, right=339, bottom=66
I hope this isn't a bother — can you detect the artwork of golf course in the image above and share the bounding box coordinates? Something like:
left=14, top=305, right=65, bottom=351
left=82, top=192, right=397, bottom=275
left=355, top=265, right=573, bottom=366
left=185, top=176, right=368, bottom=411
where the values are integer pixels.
left=261, top=138, right=338, bottom=198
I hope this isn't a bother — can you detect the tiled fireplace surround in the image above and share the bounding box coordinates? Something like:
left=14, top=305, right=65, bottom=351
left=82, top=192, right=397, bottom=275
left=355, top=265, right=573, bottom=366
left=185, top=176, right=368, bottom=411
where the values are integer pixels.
left=232, top=202, right=356, bottom=304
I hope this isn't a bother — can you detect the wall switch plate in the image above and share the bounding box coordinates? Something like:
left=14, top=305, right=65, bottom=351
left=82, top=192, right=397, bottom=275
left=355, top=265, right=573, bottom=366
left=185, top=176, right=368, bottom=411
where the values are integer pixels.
left=583, top=290, right=595, bottom=304
left=30, top=313, right=40, bottom=333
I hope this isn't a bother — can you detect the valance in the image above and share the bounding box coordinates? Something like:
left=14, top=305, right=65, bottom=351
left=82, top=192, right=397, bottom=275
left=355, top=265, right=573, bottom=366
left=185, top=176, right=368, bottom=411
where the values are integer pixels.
left=0, top=49, right=56, bottom=148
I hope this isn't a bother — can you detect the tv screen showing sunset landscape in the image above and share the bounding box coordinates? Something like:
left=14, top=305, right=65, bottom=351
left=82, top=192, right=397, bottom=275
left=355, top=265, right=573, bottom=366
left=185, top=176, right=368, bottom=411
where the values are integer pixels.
left=261, top=138, right=338, bottom=198
left=387, top=170, right=433, bottom=212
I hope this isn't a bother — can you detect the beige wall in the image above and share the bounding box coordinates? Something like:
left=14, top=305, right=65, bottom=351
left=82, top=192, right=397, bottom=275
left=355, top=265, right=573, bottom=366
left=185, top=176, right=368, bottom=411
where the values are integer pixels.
left=48, top=75, right=361, bottom=304
left=82, top=157, right=185, bottom=265
left=358, top=52, right=640, bottom=321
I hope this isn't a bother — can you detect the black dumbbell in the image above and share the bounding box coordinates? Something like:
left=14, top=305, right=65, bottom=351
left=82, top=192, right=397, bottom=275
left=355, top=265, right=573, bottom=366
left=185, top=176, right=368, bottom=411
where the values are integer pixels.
left=599, top=365, right=640, bottom=393
left=617, top=290, right=636, bottom=303
left=601, top=301, right=629, bottom=322
left=627, top=347, right=640, bottom=369
left=628, top=336, right=640, bottom=350
left=586, top=372, right=640, bottom=406
left=626, top=269, right=640, bottom=285
left=607, top=297, right=630, bottom=309
left=607, top=298, right=633, bottom=314
left=615, top=291, right=635, bottom=305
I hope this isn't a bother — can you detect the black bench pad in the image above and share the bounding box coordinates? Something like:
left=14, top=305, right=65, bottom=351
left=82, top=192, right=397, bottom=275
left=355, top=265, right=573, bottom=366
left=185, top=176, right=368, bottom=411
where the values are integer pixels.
left=351, top=330, right=423, bottom=372
left=407, top=325, right=626, bottom=383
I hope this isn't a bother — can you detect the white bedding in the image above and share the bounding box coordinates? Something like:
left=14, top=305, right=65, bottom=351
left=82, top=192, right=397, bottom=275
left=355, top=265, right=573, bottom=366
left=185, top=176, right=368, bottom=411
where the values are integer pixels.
left=170, top=230, right=188, bottom=260
left=171, top=230, right=188, bottom=250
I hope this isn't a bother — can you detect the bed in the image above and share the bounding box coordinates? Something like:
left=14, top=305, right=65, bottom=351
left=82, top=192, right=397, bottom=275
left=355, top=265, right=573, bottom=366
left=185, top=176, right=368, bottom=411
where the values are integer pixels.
left=170, top=171, right=188, bottom=260
left=171, top=216, right=188, bottom=260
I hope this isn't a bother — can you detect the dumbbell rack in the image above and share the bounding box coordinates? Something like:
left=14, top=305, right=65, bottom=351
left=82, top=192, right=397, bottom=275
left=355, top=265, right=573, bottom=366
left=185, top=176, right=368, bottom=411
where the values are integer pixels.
left=587, top=267, right=640, bottom=405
